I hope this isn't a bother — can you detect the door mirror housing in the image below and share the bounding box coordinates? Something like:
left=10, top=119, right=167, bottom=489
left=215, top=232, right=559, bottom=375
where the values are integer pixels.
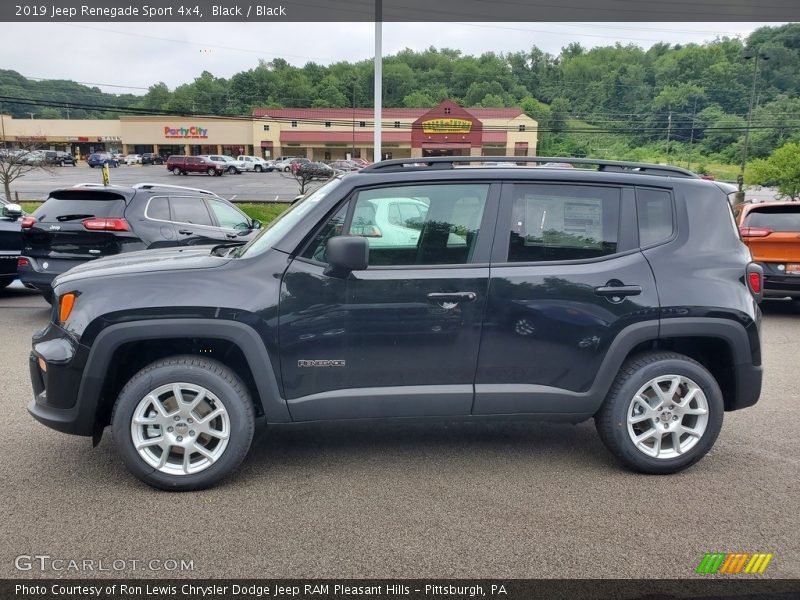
left=2, top=203, right=23, bottom=220
left=324, top=236, right=369, bottom=277
left=251, top=219, right=262, bottom=230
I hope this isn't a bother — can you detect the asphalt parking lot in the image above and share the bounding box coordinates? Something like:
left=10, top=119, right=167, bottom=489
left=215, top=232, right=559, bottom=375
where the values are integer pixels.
left=7, top=163, right=307, bottom=203
left=0, top=282, right=798, bottom=579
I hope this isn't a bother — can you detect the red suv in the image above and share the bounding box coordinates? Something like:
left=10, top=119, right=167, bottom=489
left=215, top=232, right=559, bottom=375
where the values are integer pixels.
left=166, top=155, right=225, bottom=176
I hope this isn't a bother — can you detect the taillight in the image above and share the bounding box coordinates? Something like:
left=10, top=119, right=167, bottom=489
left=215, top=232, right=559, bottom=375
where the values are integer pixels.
left=748, top=271, right=763, bottom=295
left=17, top=257, right=30, bottom=268
left=82, top=218, right=129, bottom=231
left=20, top=216, right=36, bottom=229
left=739, top=226, right=773, bottom=238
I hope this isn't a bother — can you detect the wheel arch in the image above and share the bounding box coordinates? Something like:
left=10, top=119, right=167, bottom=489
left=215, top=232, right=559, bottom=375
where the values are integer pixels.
left=80, top=319, right=290, bottom=439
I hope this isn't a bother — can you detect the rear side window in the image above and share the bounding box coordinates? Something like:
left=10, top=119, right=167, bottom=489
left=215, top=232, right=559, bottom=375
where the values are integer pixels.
left=744, top=206, right=800, bottom=231
left=636, top=188, right=674, bottom=247
left=169, top=196, right=213, bottom=226
left=507, top=184, right=620, bottom=262
left=35, top=193, right=126, bottom=223
left=146, top=197, right=170, bottom=221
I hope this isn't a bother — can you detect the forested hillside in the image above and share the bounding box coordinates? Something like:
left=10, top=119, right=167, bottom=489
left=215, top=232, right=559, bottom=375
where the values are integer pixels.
left=2, top=23, right=799, bottom=169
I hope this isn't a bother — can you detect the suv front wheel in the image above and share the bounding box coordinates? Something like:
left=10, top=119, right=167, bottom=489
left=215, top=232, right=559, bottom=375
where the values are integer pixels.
left=111, top=356, right=255, bottom=491
left=595, top=351, right=723, bottom=474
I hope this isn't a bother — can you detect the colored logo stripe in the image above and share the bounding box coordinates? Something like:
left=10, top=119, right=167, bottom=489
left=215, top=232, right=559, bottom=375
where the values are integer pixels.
left=698, top=553, right=773, bottom=574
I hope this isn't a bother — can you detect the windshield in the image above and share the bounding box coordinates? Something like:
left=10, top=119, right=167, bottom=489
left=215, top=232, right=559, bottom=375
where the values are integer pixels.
left=236, top=177, right=343, bottom=258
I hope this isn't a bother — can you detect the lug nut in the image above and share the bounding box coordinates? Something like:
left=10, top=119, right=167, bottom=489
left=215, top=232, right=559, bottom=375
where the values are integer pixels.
left=177, top=436, right=183, bottom=442
left=167, top=426, right=174, bottom=432
left=669, top=405, right=675, bottom=410
left=173, top=416, right=180, bottom=421
left=673, top=416, right=678, bottom=421
left=187, top=418, right=194, bottom=424
left=663, top=423, right=669, bottom=429
left=189, top=430, right=195, bottom=436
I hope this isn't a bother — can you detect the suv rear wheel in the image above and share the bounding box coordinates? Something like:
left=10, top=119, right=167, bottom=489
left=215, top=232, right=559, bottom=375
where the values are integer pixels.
left=172, top=167, right=182, bottom=175
left=111, top=356, right=255, bottom=491
left=595, top=351, right=723, bottom=474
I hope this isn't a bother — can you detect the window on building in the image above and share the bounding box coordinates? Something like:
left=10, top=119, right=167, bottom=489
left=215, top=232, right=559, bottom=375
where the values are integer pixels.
left=359, top=121, right=366, bottom=128
left=444, top=107, right=451, bottom=115
left=518, top=124, right=526, bottom=132
left=325, top=121, right=331, bottom=128
left=263, top=124, right=270, bottom=131
left=506, top=184, right=621, bottom=262
left=291, top=121, right=298, bottom=128
left=394, top=121, right=401, bottom=128
left=324, top=151, right=331, bottom=160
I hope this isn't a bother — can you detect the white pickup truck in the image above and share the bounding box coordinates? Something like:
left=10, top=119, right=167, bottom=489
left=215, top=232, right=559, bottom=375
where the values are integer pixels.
left=236, top=155, right=272, bottom=172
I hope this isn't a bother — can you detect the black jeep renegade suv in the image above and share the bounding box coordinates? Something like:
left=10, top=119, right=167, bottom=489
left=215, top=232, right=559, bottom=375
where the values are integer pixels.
left=27, top=157, right=764, bottom=490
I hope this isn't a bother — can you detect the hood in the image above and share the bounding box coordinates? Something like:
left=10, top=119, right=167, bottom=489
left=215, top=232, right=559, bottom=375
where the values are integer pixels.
left=54, top=247, right=232, bottom=286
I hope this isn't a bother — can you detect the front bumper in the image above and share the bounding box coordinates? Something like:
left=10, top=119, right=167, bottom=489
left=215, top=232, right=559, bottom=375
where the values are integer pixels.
left=27, top=322, right=95, bottom=436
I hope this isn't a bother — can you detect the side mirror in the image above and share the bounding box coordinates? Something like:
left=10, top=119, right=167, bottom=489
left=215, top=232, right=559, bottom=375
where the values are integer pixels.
left=2, top=203, right=23, bottom=220
left=324, top=236, right=369, bottom=277
left=251, top=219, right=262, bottom=230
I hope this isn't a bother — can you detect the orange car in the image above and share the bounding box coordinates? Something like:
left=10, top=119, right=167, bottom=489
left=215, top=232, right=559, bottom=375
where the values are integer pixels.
left=734, top=201, right=800, bottom=300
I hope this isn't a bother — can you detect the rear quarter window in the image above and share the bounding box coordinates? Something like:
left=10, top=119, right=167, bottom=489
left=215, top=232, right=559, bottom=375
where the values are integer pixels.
left=636, top=188, right=674, bottom=247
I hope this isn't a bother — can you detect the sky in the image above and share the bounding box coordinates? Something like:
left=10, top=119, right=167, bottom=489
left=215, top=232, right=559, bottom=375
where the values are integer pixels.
left=0, top=21, right=779, bottom=94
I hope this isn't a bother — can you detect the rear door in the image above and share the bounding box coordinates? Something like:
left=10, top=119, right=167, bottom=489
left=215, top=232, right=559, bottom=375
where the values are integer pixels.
left=23, top=190, right=132, bottom=271
left=474, top=181, right=660, bottom=416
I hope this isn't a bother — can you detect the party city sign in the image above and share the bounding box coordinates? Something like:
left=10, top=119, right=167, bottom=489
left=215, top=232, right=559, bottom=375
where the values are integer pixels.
left=164, top=126, right=209, bottom=139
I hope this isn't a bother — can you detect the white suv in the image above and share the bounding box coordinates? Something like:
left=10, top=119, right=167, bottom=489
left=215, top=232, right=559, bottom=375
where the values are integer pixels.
left=236, top=155, right=271, bottom=172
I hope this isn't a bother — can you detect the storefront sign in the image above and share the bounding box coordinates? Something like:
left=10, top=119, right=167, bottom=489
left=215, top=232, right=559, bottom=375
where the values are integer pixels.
left=99, top=136, right=122, bottom=142
left=164, top=126, right=209, bottom=139
left=421, top=118, right=472, bottom=134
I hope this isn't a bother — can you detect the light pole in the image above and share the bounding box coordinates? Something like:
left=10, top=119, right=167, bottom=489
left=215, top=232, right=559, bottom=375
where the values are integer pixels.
left=739, top=47, right=769, bottom=193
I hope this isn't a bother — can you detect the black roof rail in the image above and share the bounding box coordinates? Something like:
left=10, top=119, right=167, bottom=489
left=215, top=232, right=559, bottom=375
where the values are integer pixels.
left=360, top=156, right=699, bottom=178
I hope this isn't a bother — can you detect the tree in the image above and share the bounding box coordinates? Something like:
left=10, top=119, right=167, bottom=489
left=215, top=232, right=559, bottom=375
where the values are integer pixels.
left=746, top=142, right=800, bottom=200
left=0, top=143, right=54, bottom=200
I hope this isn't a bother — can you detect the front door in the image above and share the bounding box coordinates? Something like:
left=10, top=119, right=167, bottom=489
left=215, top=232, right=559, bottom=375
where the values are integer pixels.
left=278, top=182, right=499, bottom=421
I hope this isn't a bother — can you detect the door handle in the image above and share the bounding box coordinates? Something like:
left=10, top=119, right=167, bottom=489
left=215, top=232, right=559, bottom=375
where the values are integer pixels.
left=427, top=292, right=477, bottom=303
left=178, top=229, right=193, bottom=235
left=225, top=233, right=238, bottom=239
left=594, top=285, right=642, bottom=297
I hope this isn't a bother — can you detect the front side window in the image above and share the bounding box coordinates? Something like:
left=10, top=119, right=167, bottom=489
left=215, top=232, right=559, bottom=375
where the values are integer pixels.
left=304, top=184, right=489, bottom=267
left=169, top=196, right=213, bottom=226
left=507, top=184, right=620, bottom=262
left=207, top=199, right=251, bottom=230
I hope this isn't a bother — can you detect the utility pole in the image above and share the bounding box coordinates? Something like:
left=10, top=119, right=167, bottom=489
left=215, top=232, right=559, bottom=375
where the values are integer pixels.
left=373, top=0, right=382, bottom=162
left=352, top=76, right=357, bottom=160
left=687, top=97, right=698, bottom=171
left=739, top=48, right=769, bottom=192
left=666, top=111, right=672, bottom=159
left=0, top=103, right=7, bottom=150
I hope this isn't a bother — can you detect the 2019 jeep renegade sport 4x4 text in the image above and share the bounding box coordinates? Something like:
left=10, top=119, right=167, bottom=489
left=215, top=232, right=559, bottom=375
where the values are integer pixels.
left=27, top=157, right=764, bottom=490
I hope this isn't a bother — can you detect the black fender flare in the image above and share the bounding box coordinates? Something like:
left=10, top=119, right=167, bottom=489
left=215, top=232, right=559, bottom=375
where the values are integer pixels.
left=78, top=318, right=290, bottom=434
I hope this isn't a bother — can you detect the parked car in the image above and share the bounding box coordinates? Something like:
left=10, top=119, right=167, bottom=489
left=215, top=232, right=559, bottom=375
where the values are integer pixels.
left=26, top=156, right=764, bottom=490
left=350, top=157, right=371, bottom=168
left=43, top=151, right=77, bottom=167
left=112, top=152, right=125, bottom=163
left=235, top=155, right=270, bottom=173
left=290, top=157, right=312, bottom=173
left=297, top=161, right=338, bottom=180
left=202, top=155, right=246, bottom=175
left=0, top=195, right=25, bottom=289
left=273, top=156, right=306, bottom=172
left=125, top=154, right=143, bottom=165
left=87, top=153, right=118, bottom=168
left=328, top=160, right=361, bottom=172
left=141, top=153, right=164, bottom=166
left=17, top=183, right=260, bottom=303
left=734, top=201, right=800, bottom=303
left=166, top=155, right=225, bottom=176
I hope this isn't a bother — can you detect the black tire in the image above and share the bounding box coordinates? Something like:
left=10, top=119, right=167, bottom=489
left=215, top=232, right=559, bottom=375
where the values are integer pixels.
left=0, top=277, right=13, bottom=290
left=254, top=165, right=263, bottom=173
left=89, top=164, right=95, bottom=168
left=42, top=289, right=54, bottom=305
left=227, top=166, right=237, bottom=174
left=595, top=351, right=724, bottom=474
left=59, top=160, right=65, bottom=167
left=207, top=167, right=216, bottom=176
left=111, top=356, right=255, bottom=491
left=172, top=167, right=182, bottom=175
